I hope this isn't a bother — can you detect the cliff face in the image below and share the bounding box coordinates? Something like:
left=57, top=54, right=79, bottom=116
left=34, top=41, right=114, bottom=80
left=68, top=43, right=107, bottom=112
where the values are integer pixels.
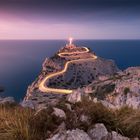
left=22, top=44, right=140, bottom=110
left=74, top=66, right=140, bottom=109
left=22, top=45, right=119, bottom=108
left=44, top=57, right=118, bottom=89
left=96, top=67, right=140, bottom=109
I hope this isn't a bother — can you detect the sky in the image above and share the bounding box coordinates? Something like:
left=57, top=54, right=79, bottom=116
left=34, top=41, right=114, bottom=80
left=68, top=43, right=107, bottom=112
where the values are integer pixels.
left=0, top=0, right=140, bottom=39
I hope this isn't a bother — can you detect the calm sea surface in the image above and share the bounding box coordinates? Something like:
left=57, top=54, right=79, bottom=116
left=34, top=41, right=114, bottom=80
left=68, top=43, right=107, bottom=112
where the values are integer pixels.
left=0, top=40, right=140, bottom=101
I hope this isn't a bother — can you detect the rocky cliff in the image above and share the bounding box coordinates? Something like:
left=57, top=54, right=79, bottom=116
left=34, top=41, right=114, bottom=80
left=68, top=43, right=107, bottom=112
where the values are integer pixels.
left=82, top=66, right=140, bottom=109
left=1, top=43, right=140, bottom=140
left=22, top=44, right=140, bottom=111
left=22, top=44, right=119, bottom=108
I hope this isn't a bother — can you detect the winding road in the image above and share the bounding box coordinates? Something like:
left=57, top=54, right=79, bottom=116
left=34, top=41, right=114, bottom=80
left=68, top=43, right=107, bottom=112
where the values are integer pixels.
left=39, top=47, right=97, bottom=94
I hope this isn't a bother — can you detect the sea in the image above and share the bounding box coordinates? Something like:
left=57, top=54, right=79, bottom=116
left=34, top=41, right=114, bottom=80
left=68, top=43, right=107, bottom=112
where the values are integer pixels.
left=0, top=40, right=140, bottom=101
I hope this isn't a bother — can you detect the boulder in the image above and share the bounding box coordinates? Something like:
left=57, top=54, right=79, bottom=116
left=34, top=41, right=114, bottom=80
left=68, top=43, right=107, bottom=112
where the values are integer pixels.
left=100, top=100, right=116, bottom=109
left=80, top=114, right=89, bottom=123
left=65, top=103, right=72, bottom=111
left=57, top=122, right=66, bottom=132
left=53, top=107, right=66, bottom=119
left=104, top=131, right=130, bottom=140
left=47, top=129, right=91, bottom=140
left=67, top=89, right=82, bottom=104
left=88, top=123, right=108, bottom=140
left=47, top=131, right=66, bottom=140
left=21, top=100, right=35, bottom=109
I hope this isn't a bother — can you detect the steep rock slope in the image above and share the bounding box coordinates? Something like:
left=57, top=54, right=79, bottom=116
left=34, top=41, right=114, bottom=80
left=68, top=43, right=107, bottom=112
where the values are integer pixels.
left=23, top=44, right=119, bottom=107
left=76, top=67, right=140, bottom=109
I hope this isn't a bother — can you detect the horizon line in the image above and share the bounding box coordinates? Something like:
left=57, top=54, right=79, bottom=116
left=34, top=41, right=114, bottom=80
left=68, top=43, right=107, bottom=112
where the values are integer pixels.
left=0, top=38, right=140, bottom=41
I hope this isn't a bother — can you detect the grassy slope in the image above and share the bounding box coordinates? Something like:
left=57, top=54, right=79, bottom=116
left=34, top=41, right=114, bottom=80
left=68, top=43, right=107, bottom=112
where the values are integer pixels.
left=0, top=100, right=140, bottom=140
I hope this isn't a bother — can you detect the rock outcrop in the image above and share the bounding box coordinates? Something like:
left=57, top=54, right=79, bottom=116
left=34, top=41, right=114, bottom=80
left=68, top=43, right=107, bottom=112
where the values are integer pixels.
left=0, top=97, right=15, bottom=104
left=65, top=67, right=140, bottom=109
left=47, top=123, right=135, bottom=140
left=88, top=123, right=108, bottom=140
left=47, top=129, right=91, bottom=140
left=84, top=67, right=140, bottom=109
left=53, top=107, right=66, bottom=119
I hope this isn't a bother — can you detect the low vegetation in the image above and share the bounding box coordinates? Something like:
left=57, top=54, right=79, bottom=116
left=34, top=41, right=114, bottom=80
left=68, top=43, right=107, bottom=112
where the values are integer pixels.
left=124, top=87, right=130, bottom=95
left=0, top=99, right=140, bottom=140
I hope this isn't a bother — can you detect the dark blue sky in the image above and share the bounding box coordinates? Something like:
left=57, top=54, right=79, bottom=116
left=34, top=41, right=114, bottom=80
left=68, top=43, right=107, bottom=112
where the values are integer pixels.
left=0, top=0, right=140, bottom=39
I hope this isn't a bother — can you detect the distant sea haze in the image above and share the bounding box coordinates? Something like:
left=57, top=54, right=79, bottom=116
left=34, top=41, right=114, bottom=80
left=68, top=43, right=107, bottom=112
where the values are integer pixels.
left=0, top=40, right=140, bottom=101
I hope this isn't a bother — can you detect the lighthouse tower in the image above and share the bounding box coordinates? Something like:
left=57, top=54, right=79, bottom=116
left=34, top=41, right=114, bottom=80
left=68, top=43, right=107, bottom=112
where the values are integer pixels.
left=65, top=37, right=76, bottom=49
left=69, top=37, right=73, bottom=45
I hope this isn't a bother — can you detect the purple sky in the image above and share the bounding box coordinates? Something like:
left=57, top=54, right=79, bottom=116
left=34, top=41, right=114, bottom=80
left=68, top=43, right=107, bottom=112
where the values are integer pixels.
left=0, top=0, right=140, bottom=39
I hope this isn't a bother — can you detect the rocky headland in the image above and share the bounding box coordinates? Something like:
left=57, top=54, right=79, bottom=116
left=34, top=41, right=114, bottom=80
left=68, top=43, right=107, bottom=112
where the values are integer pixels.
left=22, top=44, right=140, bottom=110
left=22, top=44, right=119, bottom=108
left=0, top=42, right=140, bottom=140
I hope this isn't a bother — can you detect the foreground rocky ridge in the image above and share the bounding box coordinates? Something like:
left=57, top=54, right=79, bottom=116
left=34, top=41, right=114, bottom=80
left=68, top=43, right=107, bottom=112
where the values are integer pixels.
left=22, top=93, right=140, bottom=140
left=1, top=98, right=140, bottom=140
left=47, top=123, right=136, bottom=140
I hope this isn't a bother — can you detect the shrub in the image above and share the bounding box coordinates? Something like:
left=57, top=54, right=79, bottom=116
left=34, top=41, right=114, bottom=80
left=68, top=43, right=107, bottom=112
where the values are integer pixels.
left=124, top=87, right=130, bottom=95
left=116, top=106, right=140, bottom=138
left=1, top=99, right=140, bottom=139
left=29, top=107, right=63, bottom=139
left=0, top=104, right=63, bottom=140
left=65, top=99, right=140, bottom=138
left=65, top=98, right=117, bottom=132
left=0, top=104, right=34, bottom=140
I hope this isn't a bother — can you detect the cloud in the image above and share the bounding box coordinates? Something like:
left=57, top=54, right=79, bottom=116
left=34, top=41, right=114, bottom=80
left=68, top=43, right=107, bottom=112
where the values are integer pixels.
left=0, top=15, right=140, bottom=39
left=1, top=0, right=140, bottom=10
left=0, top=0, right=140, bottom=39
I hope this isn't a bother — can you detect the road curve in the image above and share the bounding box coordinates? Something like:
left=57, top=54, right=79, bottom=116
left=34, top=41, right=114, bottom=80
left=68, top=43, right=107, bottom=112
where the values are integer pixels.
left=39, top=47, right=97, bottom=94
left=58, top=47, right=89, bottom=57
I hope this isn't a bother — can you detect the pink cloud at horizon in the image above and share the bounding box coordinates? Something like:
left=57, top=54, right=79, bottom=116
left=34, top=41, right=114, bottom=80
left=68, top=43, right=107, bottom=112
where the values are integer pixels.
left=0, top=11, right=140, bottom=40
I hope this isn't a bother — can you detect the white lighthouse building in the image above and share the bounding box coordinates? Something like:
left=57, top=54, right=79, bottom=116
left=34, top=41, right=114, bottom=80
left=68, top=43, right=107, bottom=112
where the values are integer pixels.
left=65, top=37, right=77, bottom=49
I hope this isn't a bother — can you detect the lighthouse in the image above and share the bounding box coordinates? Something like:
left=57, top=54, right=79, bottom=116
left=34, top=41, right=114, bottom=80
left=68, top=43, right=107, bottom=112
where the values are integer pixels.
left=69, top=37, right=73, bottom=45
left=66, top=37, right=76, bottom=49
